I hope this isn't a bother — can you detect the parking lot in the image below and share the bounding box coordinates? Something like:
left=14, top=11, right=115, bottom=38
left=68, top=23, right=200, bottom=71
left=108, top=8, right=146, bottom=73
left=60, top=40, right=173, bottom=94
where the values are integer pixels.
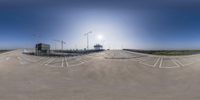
left=1, top=50, right=200, bottom=100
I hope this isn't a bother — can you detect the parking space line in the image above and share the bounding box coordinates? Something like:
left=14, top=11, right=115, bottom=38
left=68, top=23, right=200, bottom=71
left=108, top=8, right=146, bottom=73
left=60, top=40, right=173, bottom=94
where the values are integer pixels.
left=159, top=58, right=180, bottom=68
left=38, top=57, right=45, bottom=60
left=61, top=57, right=64, bottom=67
left=41, top=57, right=51, bottom=65
left=129, top=57, right=160, bottom=67
left=20, top=56, right=36, bottom=63
left=139, top=62, right=154, bottom=67
left=160, top=66, right=180, bottom=68
left=6, top=57, right=10, bottom=60
left=44, top=58, right=56, bottom=66
left=17, top=56, right=22, bottom=62
left=159, top=57, right=163, bottom=68
left=174, top=59, right=184, bottom=67
left=17, top=56, right=21, bottom=60
left=137, top=58, right=145, bottom=61
left=184, top=62, right=194, bottom=66
left=79, top=59, right=87, bottom=65
left=64, top=57, right=69, bottom=67
left=17, top=57, right=26, bottom=65
left=171, top=59, right=180, bottom=67
left=153, top=57, right=160, bottom=67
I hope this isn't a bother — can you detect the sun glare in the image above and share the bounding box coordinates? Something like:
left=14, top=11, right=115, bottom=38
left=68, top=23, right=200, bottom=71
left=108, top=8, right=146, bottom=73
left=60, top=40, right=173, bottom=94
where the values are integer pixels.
left=97, top=34, right=103, bottom=40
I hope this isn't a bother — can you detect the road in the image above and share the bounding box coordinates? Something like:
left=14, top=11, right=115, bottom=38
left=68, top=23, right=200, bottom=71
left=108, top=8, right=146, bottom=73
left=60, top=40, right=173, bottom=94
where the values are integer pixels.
left=1, top=50, right=200, bottom=100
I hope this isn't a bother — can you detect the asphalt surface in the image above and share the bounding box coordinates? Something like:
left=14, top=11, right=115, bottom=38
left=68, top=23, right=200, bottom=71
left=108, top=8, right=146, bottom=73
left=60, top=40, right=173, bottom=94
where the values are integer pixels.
left=1, top=50, right=200, bottom=100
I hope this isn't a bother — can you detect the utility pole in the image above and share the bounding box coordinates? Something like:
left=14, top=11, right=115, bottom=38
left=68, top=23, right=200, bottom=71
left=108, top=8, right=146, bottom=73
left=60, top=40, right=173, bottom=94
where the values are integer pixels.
left=84, top=31, right=92, bottom=50
left=54, top=40, right=66, bottom=50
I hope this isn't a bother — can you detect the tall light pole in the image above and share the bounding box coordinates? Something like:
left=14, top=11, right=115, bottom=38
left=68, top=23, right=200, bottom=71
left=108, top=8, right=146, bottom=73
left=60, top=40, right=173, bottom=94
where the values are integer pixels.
left=32, top=34, right=42, bottom=55
left=54, top=40, right=66, bottom=50
left=84, top=31, right=92, bottom=50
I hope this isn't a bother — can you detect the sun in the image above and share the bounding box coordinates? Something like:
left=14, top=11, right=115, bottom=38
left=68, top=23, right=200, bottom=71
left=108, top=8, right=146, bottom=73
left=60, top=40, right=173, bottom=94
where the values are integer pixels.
left=97, top=34, right=103, bottom=40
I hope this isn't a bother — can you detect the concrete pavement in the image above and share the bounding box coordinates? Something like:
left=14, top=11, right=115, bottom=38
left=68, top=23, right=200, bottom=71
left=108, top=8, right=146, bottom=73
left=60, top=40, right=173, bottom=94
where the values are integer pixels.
left=0, top=50, right=200, bottom=100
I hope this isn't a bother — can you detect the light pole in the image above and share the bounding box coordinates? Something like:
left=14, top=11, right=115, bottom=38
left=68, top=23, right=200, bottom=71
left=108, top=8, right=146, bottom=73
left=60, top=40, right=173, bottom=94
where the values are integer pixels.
left=32, top=34, right=42, bottom=56
left=53, top=40, right=66, bottom=50
left=84, top=31, right=92, bottom=50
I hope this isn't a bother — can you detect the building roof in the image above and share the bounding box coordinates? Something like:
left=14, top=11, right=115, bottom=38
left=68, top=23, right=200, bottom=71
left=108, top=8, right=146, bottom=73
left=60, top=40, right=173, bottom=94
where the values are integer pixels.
left=94, top=44, right=103, bottom=47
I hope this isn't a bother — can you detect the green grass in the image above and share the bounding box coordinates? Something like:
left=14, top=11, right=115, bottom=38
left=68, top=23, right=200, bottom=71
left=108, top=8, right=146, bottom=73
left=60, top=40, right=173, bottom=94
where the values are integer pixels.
left=151, top=51, right=200, bottom=56
left=123, top=49, right=200, bottom=56
left=0, top=50, right=10, bottom=54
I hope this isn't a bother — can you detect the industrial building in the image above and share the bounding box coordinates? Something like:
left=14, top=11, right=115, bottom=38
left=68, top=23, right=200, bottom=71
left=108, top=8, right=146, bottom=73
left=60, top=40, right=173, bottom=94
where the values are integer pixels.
left=35, top=43, right=50, bottom=56
left=94, top=44, right=103, bottom=50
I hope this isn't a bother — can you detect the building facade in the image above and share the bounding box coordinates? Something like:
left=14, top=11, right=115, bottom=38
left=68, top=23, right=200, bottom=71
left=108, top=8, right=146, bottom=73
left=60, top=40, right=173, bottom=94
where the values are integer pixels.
left=35, top=43, right=50, bottom=56
left=94, top=44, right=103, bottom=50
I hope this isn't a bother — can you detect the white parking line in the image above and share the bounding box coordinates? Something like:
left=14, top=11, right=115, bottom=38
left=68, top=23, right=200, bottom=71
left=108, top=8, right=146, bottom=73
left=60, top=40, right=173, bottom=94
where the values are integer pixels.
left=79, top=60, right=86, bottom=63
left=137, top=57, right=145, bottom=61
left=61, top=57, right=64, bottom=67
left=139, top=61, right=154, bottom=67
left=17, top=57, right=21, bottom=60
left=131, top=57, right=160, bottom=67
left=153, top=57, right=160, bottom=67
left=171, top=59, right=180, bottom=67
left=20, top=55, right=37, bottom=63
left=41, top=57, right=51, bottom=65
left=17, top=57, right=27, bottom=65
left=69, top=63, right=83, bottom=67
left=174, top=59, right=184, bottom=67
left=159, top=58, right=180, bottom=69
left=183, top=61, right=194, bottom=66
left=6, top=57, right=10, bottom=60
left=44, top=58, right=56, bottom=66
left=159, top=57, right=163, bottom=68
left=64, top=57, right=69, bottom=67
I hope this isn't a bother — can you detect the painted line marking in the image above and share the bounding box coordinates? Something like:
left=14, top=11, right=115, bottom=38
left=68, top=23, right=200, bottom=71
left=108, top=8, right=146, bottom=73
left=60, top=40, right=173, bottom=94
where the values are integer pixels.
left=64, top=57, right=69, bottom=67
left=183, top=62, right=195, bottom=66
left=41, top=57, right=51, bottom=65
left=80, top=60, right=87, bottom=63
left=20, top=56, right=36, bottom=63
left=73, top=59, right=88, bottom=67
left=17, top=57, right=26, bottom=64
left=38, top=57, right=45, bottom=61
left=171, top=59, right=180, bottom=67
left=159, top=57, right=163, bottom=68
left=17, top=57, right=21, bottom=60
left=153, top=57, right=160, bottom=67
left=61, top=57, right=64, bottom=67
left=6, top=57, right=9, bottom=60
left=140, top=62, right=154, bottom=67
left=159, top=66, right=180, bottom=68
left=44, top=58, right=55, bottom=66
left=159, top=58, right=180, bottom=68
left=138, top=57, right=160, bottom=67
left=174, top=59, right=184, bottom=67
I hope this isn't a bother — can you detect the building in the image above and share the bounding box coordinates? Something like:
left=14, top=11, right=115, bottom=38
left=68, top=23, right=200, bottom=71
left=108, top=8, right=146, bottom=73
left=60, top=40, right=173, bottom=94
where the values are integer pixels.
left=94, top=44, right=103, bottom=50
left=35, top=43, right=50, bottom=56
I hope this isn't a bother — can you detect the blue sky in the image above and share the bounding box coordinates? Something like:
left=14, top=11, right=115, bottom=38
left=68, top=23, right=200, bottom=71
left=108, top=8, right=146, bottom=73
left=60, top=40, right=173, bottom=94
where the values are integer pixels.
left=0, top=0, right=200, bottom=50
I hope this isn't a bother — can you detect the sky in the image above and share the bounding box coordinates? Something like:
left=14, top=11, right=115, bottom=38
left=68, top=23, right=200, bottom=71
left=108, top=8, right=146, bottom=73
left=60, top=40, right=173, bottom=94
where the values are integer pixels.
left=0, top=0, right=200, bottom=50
